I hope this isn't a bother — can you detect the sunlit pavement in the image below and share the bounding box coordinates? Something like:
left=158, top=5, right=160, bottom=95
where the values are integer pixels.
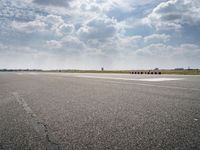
left=0, top=73, right=200, bottom=150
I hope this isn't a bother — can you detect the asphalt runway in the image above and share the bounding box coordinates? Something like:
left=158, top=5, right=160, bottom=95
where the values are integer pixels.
left=0, top=72, right=200, bottom=150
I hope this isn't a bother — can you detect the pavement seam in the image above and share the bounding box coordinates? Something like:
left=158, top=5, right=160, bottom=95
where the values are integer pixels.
left=12, top=92, right=60, bottom=150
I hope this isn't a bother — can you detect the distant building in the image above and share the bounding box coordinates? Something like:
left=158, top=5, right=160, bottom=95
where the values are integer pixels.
left=175, top=68, right=184, bottom=70
left=154, top=68, right=159, bottom=70
left=101, top=67, right=104, bottom=71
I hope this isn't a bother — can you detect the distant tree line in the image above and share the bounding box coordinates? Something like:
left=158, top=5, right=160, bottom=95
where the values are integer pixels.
left=0, top=69, right=43, bottom=72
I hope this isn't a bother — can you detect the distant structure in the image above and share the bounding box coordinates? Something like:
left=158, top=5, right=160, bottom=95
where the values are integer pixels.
left=175, top=68, right=184, bottom=70
left=187, top=66, right=195, bottom=70
left=154, top=68, right=159, bottom=70
left=101, top=67, right=104, bottom=71
left=0, top=69, right=42, bottom=72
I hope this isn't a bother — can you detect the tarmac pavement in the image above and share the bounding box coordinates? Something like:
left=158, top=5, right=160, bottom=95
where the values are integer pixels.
left=0, top=72, right=200, bottom=150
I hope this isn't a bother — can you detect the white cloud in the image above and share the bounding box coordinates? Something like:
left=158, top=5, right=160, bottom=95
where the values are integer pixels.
left=144, top=34, right=171, bottom=43
left=1, top=0, right=200, bottom=69
left=144, top=0, right=200, bottom=30
left=59, top=24, right=74, bottom=35
left=35, top=14, right=75, bottom=36
left=11, top=20, right=47, bottom=33
left=44, top=15, right=75, bottom=36
left=0, top=43, right=8, bottom=50
left=61, top=36, right=85, bottom=51
left=133, top=43, right=200, bottom=69
left=0, top=43, right=38, bottom=55
left=82, top=0, right=159, bottom=13
left=0, top=0, right=37, bottom=21
left=78, top=17, right=117, bottom=42
left=45, top=14, right=64, bottom=25
left=10, top=14, right=75, bottom=36
left=46, top=40, right=62, bottom=49
left=136, top=44, right=173, bottom=57
left=33, top=0, right=73, bottom=7
left=45, top=36, right=85, bottom=52
left=115, top=35, right=143, bottom=52
left=136, top=43, right=200, bottom=58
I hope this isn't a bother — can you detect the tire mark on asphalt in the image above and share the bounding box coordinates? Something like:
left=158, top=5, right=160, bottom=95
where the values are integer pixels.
left=12, top=92, right=60, bottom=150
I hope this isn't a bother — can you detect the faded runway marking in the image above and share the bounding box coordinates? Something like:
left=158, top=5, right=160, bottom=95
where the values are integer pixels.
left=76, top=75, right=184, bottom=82
left=100, top=80, right=200, bottom=91
left=16, top=72, right=39, bottom=75
left=138, top=78, right=184, bottom=81
left=12, top=92, right=60, bottom=150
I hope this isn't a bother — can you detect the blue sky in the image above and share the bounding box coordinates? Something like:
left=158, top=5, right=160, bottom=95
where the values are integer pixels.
left=0, top=0, right=200, bottom=69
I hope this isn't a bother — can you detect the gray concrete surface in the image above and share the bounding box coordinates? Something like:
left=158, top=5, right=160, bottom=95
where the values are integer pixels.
left=0, top=72, right=200, bottom=150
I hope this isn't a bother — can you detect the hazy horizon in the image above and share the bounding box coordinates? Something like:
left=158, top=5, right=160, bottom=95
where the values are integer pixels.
left=0, top=0, right=200, bottom=69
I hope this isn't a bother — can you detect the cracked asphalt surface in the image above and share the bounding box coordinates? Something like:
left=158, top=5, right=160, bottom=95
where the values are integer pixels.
left=0, top=72, right=200, bottom=150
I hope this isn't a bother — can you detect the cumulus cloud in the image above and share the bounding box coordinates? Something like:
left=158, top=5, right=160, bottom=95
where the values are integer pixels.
left=78, top=17, right=117, bottom=42
left=43, top=15, right=74, bottom=36
left=144, top=0, right=200, bottom=30
left=0, top=43, right=9, bottom=52
left=136, top=44, right=173, bottom=57
left=115, top=35, right=143, bottom=52
left=0, top=43, right=39, bottom=57
left=82, top=0, right=160, bottom=13
left=46, top=40, right=62, bottom=49
left=10, top=14, right=75, bottom=36
left=11, top=20, right=47, bottom=33
left=134, top=43, right=200, bottom=68
left=33, top=0, right=72, bottom=7
left=45, top=36, right=85, bottom=52
left=45, top=15, right=64, bottom=25
left=61, top=36, right=85, bottom=51
left=59, top=24, right=74, bottom=35
left=0, top=0, right=200, bottom=69
left=144, top=34, right=171, bottom=43
left=136, top=43, right=200, bottom=58
left=0, top=0, right=37, bottom=22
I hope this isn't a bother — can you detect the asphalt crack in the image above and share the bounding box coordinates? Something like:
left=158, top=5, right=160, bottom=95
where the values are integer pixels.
left=43, top=123, right=60, bottom=150
left=12, top=92, right=60, bottom=150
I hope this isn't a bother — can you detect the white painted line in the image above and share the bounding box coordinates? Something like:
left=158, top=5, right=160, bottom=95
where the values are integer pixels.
left=12, top=92, right=37, bottom=118
left=16, top=73, right=25, bottom=75
left=16, top=72, right=39, bottom=75
left=28, top=72, right=40, bottom=75
left=101, top=80, right=200, bottom=91
left=138, top=78, right=184, bottom=81
left=76, top=75, right=138, bottom=81
left=76, top=75, right=184, bottom=82
left=74, top=75, right=199, bottom=91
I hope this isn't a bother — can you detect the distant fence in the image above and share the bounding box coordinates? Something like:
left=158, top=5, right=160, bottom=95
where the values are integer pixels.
left=130, top=71, right=161, bottom=75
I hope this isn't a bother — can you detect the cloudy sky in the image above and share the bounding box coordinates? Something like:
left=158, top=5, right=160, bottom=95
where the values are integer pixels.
left=0, top=0, right=200, bottom=69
